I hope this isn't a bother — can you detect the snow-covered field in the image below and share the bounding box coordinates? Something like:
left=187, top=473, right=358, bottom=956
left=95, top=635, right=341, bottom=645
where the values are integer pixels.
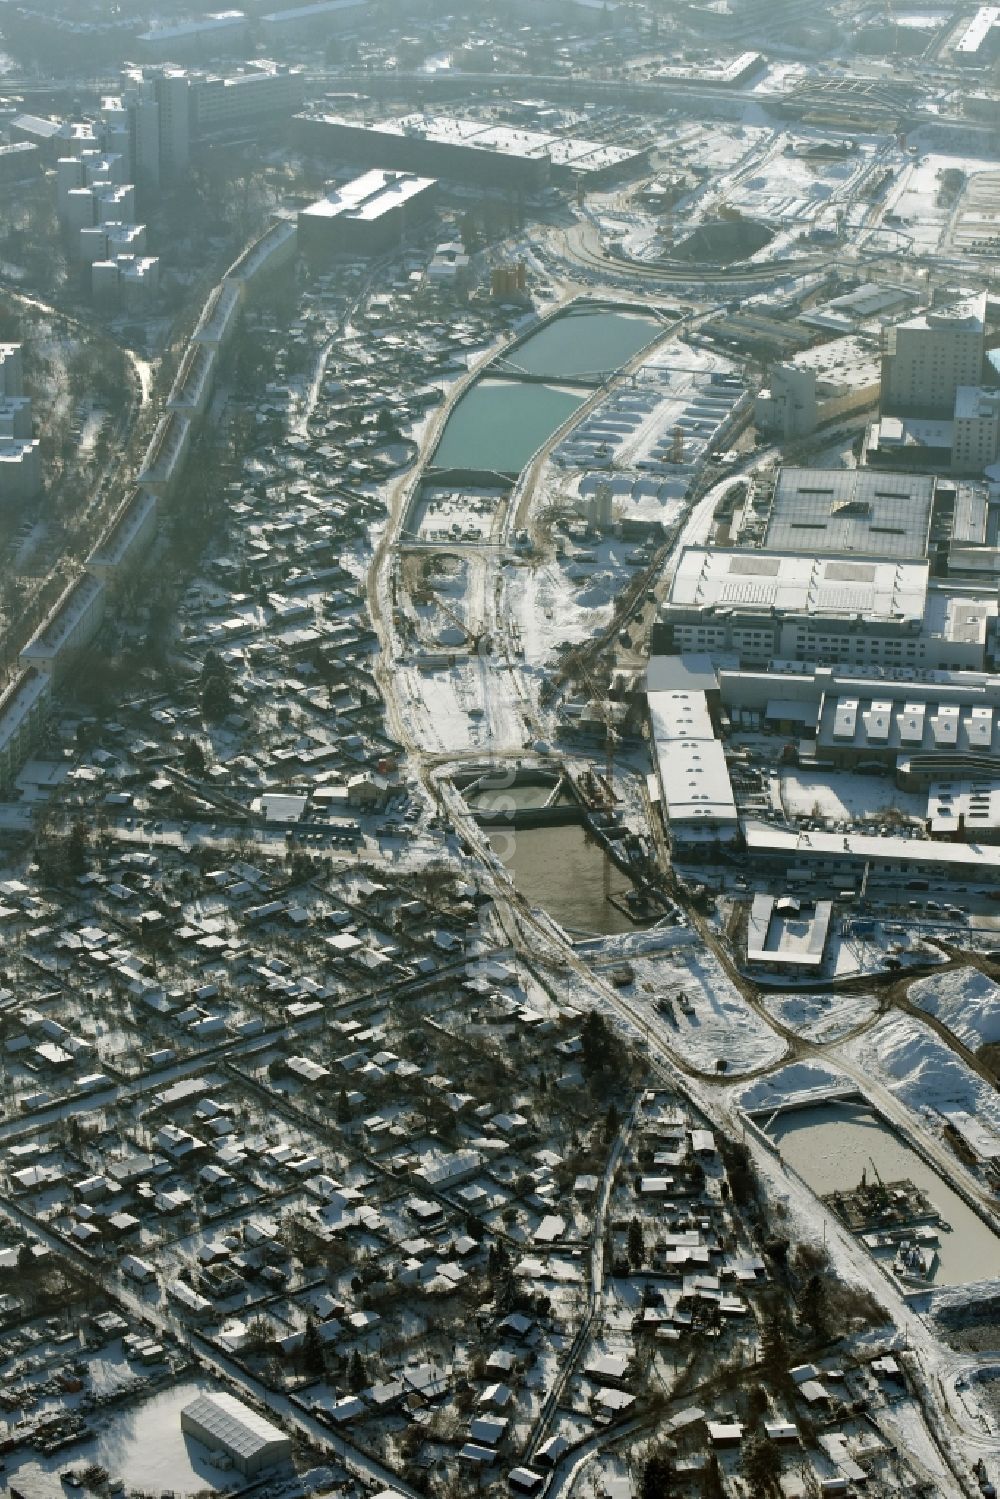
left=7, top=1379, right=227, bottom=1496
left=878, top=150, right=1000, bottom=255
left=395, top=660, right=527, bottom=756
left=752, top=63, right=811, bottom=95
left=655, top=122, right=771, bottom=173
left=739, top=1058, right=851, bottom=1113
left=723, top=137, right=879, bottom=227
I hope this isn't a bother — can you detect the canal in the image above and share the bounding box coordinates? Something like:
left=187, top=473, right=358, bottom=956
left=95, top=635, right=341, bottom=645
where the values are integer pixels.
left=506, top=306, right=666, bottom=379
left=431, top=305, right=665, bottom=475
left=488, top=823, right=638, bottom=936
left=765, top=1100, right=1000, bottom=1287
left=436, top=306, right=667, bottom=933
left=433, top=379, right=587, bottom=474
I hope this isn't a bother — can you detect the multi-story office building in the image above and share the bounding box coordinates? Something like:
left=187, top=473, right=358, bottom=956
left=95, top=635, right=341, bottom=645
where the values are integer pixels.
left=0, top=344, right=40, bottom=505
left=952, top=386, right=1000, bottom=476
left=880, top=292, right=986, bottom=418
left=0, top=440, right=41, bottom=503
left=754, top=335, right=881, bottom=439
left=116, top=62, right=302, bottom=187
left=192, top=63, right=305, bottom=139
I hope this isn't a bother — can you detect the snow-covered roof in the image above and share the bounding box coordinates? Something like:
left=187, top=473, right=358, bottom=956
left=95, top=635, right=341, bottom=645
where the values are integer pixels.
left=180, top=1391, right=288, bottom=1460
left=668, top=547, right=929, bottom=625
left=301, top=170, right=436, bottom=225
left=765, top=466, right=934, bottom=561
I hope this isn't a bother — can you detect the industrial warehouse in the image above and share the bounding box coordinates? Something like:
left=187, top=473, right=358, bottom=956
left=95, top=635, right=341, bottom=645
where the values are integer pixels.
left=180, top=1391, right=293, bottom=1476
left=293, top=110, right=649, bottom=191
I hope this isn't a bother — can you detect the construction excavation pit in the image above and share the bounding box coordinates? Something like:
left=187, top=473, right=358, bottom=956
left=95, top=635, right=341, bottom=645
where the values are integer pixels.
left=669, top=216, right=777, bottom=266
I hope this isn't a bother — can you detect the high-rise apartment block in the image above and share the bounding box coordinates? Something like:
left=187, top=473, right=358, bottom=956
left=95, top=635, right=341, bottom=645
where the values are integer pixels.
left=0, top=344, right=41, bottom=505
left=0, top=345, right=24, bottom=400
left=113, top=61, right=302, bottom=191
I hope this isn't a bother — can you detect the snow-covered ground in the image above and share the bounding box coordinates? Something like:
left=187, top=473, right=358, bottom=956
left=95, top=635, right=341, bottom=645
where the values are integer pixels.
left=844, top=1012, right=1000, bottom=1138
left=505, top=558, right=615, bottom=672
left=608, top=935, right=788, bottom=1076
left=409, top=486, right=506, bottom=545
left=7, top=1378, right=228, bottom=1496
left=752, top=63, right=811, bottom=95
left=656, top=121, right=772, bottom=174
left=394, top=659, right=528, bottom=757
left=722, top=135, right=883, bottom=230
left=779, top=769, right=924, bottom=823
left=739, top=1058, right=851, bottom=1114
left=876, top=150, right=1000, bottom=256
left=908, top=966, right=1000, bottom=1054
left=761, top=989, right=879, bottom=1044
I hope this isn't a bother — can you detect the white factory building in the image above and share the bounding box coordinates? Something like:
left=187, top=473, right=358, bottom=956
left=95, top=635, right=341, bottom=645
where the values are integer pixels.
left=259, top=0, right=367, bottom=37
left=137, top=12, right=251, bottom=61
left=746, top=894, right=833, bottom=975
left=742, top=818, right=1000, bottom=884
left=657, top=544, right=997, bottom=673
left=954, top=5, right=1000, bottom=62
left=646, top=657, right=738, bottom=851
left=180, top=1391, right=292, bottom=1475
left=713, top=657, right=1000, bottom=783
left=298, top=170, right=438, bottom=258
left=760, top=467, right=936, bottom=561
left=645, top=651, right=1000, bottom=877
